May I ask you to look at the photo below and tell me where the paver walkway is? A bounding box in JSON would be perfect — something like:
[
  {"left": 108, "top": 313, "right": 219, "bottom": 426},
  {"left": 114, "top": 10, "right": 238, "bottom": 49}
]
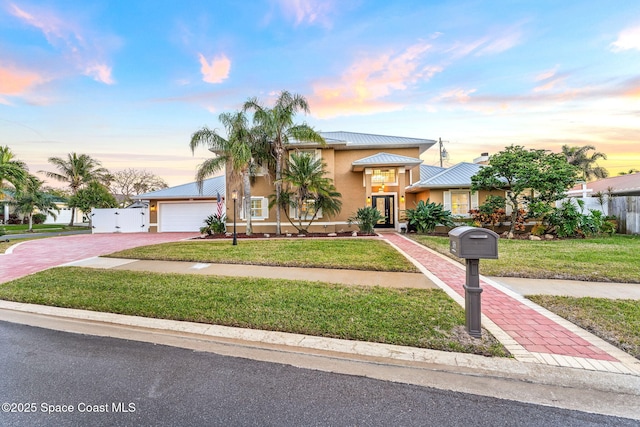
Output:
[
  {"left": 381, "top": 233, "right": 640, "bottom": 374},
  {"left": 0, "top": 233, "right": 198, "bottom": 284}
]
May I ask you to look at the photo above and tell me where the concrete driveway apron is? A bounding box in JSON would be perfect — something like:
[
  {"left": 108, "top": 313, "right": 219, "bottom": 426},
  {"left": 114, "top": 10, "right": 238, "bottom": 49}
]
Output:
[{"left": 0, "top": 233, "right": 198, "bottom": 284}]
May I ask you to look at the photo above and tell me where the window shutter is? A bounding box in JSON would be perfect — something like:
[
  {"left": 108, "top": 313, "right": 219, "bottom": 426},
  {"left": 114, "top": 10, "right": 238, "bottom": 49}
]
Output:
[
  {"left": 261, "top": 197, "right": 269, "bottom": 219},
  {"left": 443, "top": 191, "right": 451, "bottom": 212},
  {"left": 471, "top": 192, "right": 479, "bottom": 210},
  {"left": 239, "top": 197, "right": 245, "bottom": 220}
]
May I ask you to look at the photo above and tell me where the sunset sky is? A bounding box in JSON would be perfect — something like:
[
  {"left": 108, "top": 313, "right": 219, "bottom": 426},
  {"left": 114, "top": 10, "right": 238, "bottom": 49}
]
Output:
[{"left": 2, "top": 0, "right": 639, "bottom": 187}]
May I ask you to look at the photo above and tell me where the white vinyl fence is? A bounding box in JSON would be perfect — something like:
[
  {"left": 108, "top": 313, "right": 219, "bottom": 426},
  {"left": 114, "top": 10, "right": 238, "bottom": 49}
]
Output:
[{"left": 91, "top": 208, "right": 150, "bottom": 233}]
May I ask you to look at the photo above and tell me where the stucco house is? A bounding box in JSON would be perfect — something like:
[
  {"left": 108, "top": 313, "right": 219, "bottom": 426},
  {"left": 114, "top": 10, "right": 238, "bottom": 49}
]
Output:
[{"left": 137, "top": 132, "right": 505, "bottom": 233}]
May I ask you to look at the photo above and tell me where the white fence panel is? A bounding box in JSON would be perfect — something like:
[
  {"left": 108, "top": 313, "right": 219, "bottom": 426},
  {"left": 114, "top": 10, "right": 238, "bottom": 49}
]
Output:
[
  {"left": 558, "top": 197, "right": 608, "bottom": 216},
  {"left": 91, "top": 208, "right": 149, "bottom": 233}
]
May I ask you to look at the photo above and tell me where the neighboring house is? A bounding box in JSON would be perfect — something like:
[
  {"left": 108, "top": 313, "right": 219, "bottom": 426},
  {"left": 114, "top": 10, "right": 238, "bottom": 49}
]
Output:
[
  {"left": 136, "top": 176, "right": 225, "bottom": 232},
  {"left": 568, "top": 172, "right": 640, "bottom": 197}
]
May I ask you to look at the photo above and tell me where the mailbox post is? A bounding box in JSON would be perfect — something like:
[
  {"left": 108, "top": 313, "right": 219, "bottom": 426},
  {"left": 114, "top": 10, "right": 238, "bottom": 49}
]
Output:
[{"left": 448, "top": 226, "right": 499, "bottom": 338}]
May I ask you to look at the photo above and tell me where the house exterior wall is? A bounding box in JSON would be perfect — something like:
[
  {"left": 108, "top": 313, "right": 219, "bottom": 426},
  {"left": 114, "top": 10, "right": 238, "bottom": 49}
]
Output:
[{"left": 229, "top": 146, "right": 423, "bottom": 233}]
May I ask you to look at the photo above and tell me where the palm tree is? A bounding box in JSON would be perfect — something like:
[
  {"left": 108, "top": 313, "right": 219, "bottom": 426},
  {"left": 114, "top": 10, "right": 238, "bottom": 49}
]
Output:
[
  {"left": 190, "top": 111, "right": 267, "bottom": 235},
  {"left": 618, "top": 168, "right": 639, "bottom": 175},
  {"left": 0, "top": 146, "right": 30, "bottom": 223},
  {"left": 244, "top": 90, "right": 325, "bottom": 235},
  {"left": 275, "top": 152, "right": 342, "bottom": 234},
  {"left": 40, "top": 153, "right": 108, "bottom": 225},
  {"left": 13, "top": 176, "right": 60, "bottom": 232},
  {"left": 561, "top": 145, "right": 609, "bottom": 181}
]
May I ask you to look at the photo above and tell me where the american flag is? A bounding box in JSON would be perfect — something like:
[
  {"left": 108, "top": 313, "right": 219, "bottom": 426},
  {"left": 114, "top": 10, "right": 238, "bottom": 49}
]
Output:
[{"left": 216, "top": 192, "right": 225, "bottom": 218}]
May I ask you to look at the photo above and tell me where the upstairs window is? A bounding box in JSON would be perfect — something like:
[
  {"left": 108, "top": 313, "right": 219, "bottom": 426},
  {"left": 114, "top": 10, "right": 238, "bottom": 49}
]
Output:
[{"left": 372, "top": 169, "right": 396, "bottom": 184}]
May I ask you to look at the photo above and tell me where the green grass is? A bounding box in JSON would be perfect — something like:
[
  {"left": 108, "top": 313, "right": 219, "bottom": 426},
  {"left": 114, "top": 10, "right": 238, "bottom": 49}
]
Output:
[
  {"left": 1, "top": 224, "right": 89, "bottom": 235},
  {"left": 108, "top": 239, "right": 419, "bottom": 272},
  {"left": 0, "top": 267, "right": 508, "bottom": 357},
  {"left": 410, "top": 234, "right": 640, "bottom": 283},
  {"left": 528, "top": 295, "right": 640, "bottom": 359}
]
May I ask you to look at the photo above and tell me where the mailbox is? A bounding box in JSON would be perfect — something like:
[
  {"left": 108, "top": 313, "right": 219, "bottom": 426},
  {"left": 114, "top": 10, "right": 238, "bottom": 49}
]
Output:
[
  {"left": 448, "top": 226, "right": 500, "bottom": 338},
  {"left": 449, "top": 226, "right": 499, "bottom": 260}
]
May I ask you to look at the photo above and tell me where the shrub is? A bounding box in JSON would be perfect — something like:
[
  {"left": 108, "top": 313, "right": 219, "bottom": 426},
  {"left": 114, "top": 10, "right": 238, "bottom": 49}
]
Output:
[
  {"left": 405, "top": 199, "right": 455, "bottom": 234},
  {"left": 7, "top": 214, "right": 22, "bottom": 225},
  {"left": 200, "top": 214, "right": 226, "bottom": 236},
  {"left": 543, "top": 200, "right": 615, "bottom": 238},
  {"left": 469, "top": 195, "right": 506, "bottom": 230},
  {"left": 32, "top": 213, "right": 47, "bottom": 224},
  {"left": 348, "top": 206, "right": 384, "bottom": 234}
]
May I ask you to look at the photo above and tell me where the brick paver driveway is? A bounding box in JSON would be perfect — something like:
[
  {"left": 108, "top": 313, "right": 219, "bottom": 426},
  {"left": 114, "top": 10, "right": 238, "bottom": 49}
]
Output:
[{"left": 0, "top": 233, "right": 198, "bottom": 284}]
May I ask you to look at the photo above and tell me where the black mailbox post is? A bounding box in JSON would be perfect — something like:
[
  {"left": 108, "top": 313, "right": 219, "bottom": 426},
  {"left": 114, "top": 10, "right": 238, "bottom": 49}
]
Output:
[{"left": 448, "top": 226, "right": 499, "bottom": 338}]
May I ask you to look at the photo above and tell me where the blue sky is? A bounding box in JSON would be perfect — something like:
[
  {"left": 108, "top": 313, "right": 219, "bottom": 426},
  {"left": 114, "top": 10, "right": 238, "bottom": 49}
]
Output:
[{"left": 2, "top": 0, "right": 640, "bottom": 186}]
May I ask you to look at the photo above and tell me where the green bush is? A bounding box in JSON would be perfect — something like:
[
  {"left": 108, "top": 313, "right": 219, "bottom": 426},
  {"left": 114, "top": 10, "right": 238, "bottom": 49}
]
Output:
[
  {"left": 544, "top": 200, "right": 615, "bottom": 238},
  {"left": 405, "top": 199, "right": 455, "bottom": 234},
  {"left": 32, "top": 213, "right": 47, "bottom": 225},
  {"left": 200, "top": 214, "right": 226, "bottom": 236},
  {"left": 348, "top": 206, "right": 384, "bottom": 234}
]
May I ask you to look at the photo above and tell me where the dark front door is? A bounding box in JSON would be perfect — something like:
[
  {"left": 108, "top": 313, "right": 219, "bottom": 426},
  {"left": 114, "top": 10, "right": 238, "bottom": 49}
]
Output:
[{"left": 372, "top": 195, "right": 394, "bottom": 228}]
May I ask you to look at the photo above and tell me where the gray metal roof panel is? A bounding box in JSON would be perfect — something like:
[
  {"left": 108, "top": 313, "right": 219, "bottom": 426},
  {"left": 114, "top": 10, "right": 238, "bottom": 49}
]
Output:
[
  {"left": 413, "top": 162, "right": 483, "bottom": 188},
  {"left": 420, "top": 165, "right": 447, "bottom": 180},
  {"left": 137, "top": 175, "right": 226, "bottom": 199},
  {"left": 292, "top": 131, "right": 435, "bottom": 153},
  {"left": 352, "top": 152, "right": 423, "bottom": 166}
]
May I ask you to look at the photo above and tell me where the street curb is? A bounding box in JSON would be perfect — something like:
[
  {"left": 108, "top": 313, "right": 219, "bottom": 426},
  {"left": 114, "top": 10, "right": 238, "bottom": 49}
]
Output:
[{"left": 1, "top": 300, "right": 639, "bottom": 396}]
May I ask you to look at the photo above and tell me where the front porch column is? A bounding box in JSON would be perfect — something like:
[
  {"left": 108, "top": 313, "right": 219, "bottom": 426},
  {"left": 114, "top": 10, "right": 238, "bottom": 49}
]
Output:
[{"left": 364, "top": 168, "right": 372, "bottom": 206}]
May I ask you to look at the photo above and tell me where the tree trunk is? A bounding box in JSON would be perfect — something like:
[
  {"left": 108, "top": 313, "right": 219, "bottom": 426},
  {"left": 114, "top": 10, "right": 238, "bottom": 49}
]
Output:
[
  {"left": 68, "top": 207, "right": 75, "bottom": 227},
  {"left": 28, "top": 213, "right": 33, "bottom": 232},
  {"left": 243, "top": 173, "right": 252, "bottom": 235},
  {"left": 275, "top": 149, "right": 283, "bottom": 235}
]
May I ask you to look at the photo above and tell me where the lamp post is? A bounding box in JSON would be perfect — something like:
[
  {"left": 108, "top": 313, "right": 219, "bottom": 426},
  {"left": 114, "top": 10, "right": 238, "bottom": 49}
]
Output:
[{"left": 231, "top": 190, "right": 238, "bottom": 245}]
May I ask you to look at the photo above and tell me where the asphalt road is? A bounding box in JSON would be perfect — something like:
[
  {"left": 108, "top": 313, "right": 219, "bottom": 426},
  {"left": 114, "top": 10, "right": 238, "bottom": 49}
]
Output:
[
  {"left": 0, "top": 321, "right": 635, "bottom": 427},
  {"left": 2, "top": 229, "right": 92, "bottom": 241}
]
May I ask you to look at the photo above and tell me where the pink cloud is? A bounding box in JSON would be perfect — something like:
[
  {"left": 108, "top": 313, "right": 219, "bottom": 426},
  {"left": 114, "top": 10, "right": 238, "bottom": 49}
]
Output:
[
  {"left": 274, "top": 0, "right": 337, "bottom": 27},
  {"left": 7, "top": 2, "right": 116, "bottom": 85},
  {"left": 0, "top": 65, "right": 46, "bottom": 96},
  {"left": 198, "top": 54, "right": 231, "bottom": 84},
  {"left": 611, "top": 25, "right": 640, "bottom": 52},
  {"left": 309, "top": 41, "right": 440, "bottom": 117}
]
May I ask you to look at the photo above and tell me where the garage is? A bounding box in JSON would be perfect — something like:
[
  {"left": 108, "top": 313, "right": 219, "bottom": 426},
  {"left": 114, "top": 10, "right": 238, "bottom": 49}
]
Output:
[{"left": 159, "top": 202, "right": 217, "bottom": 232}]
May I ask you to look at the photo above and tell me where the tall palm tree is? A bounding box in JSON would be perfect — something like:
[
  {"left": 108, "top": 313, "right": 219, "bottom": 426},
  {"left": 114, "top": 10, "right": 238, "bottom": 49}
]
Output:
[
  {"left": 190, "top": 111, "right": 267, "bottom": 235},
  {"left": 40, "top": 153, "right": 108, "bottom": 225},
  {"left": 276, "top": 152, "right": 342, "bottom": 234},
  {"left": 561, "top": 145, "right": 609, "bottom": 181},
  {"left": 0, "top": 146, "right": 30, "bottom": 222},
  {"left": 13, "top": 175, "right": 60, "bottom": 232},
  {"left": 244, "top": 90, "right": 325, "bottom": 235}
]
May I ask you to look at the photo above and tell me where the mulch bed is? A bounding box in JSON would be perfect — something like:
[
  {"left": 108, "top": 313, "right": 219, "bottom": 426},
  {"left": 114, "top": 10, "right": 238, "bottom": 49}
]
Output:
[{"left": 196, "top": 232, "right": 377, "bottom": 240}]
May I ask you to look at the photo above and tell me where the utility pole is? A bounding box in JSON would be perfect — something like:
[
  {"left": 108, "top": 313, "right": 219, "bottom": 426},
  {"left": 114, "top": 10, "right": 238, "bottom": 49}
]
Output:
[{"left": 438, "top": 138, "right": 448, "bottom": 167}]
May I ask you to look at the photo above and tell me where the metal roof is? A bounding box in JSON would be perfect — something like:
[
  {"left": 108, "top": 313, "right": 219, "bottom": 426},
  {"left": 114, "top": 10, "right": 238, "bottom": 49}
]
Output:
[
  {"left": 352, "top": 152, "right": 423, "bottom": 171},
  {"left": 408, "top": 162, "right": 483, "bottom": 190},
  {"left": 137, "top": 175, "right": 225, "bottom": 199},
  {"left": 569, "top": 172, "right": 640, "bottom": 196},
  {"left": 292, "top": 131, "right": 436, "bottom": 154},
  {"left": 420, "top": 165, "right": 447, "bottom": 180}
]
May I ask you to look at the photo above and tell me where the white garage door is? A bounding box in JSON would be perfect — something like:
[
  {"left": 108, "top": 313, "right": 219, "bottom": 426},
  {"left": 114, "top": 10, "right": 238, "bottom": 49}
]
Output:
[{"left": 159, "top": 202, "right": 216, "bottom": 232}]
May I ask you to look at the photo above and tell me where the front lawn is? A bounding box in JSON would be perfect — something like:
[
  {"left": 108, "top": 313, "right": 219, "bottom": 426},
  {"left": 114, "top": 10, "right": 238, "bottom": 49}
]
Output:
[
  {"left": 0, "top": 224, "right": 89, "bottom": 235},
  {"left": 0, "top": 267, "right": 508, "bottom": 357},
  {"left": 410, "top": 234, "right": 640, "bottom": 283},
  {"left": 108, "top": 239, "right": 419, "bottom": 272},
  {"left": 529, "top": 295, "right": 640, "bottom": 359}
]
